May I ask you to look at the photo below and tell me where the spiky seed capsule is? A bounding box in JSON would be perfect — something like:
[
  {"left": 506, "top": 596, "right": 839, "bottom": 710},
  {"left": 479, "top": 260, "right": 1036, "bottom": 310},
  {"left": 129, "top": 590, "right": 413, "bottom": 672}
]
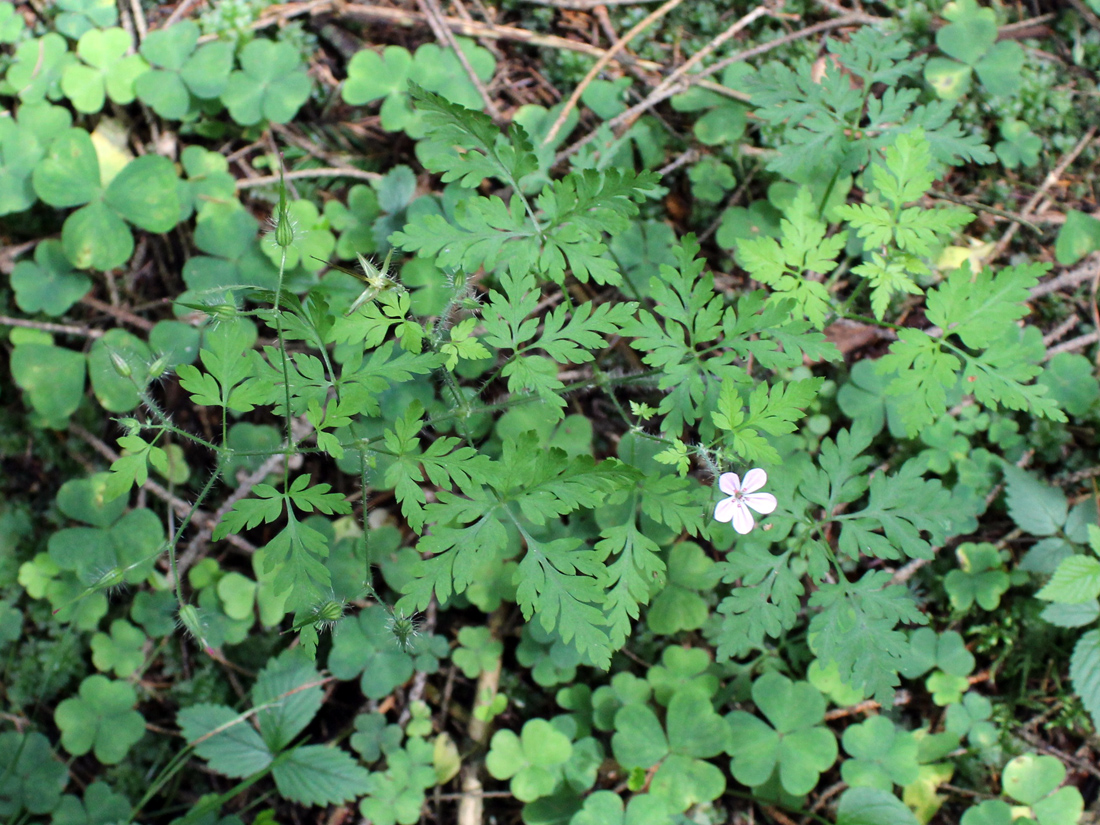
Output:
[
  {"left": 387, "top": 612, "right": 420, "bottom": 653},
  {"left": 311, "top": 598, "right": 345, "bottom": 627}
]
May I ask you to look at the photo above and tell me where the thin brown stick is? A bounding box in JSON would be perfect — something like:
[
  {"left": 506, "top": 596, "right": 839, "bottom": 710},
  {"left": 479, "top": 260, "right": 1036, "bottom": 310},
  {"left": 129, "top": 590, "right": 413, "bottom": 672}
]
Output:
[
  {"left": 80, "top": 294, "right": 156, "bottom": 332},
  {"left": 418, "top": 0, "right": 504, "bottom": 123},
  {"left": 162, "top": 0, "right": 202, "bottom": 28},
  {"left": 543, "top": 0, "right": 686, "bottom": 144},
  {"left": 236, "top": 167, "right": 381, "bottom": 189},
  {"left": 0, "top": 315, "right": 103, "bottom": 339},
  {"left": 128, "top": 0, "right": 148, "bottom": 40},
  {"left": 1042, "top": 313, "right": 1080, "bottom": 349},
  {"left": 522, "top": 0, "right": 665, "bottom": 6},
  {"left": 1066, "top": 0, "right": 1100, "bottom": 32},
  {"left": 339, "top": 3, "right": 667, "bottom": 73},
  {"left": 175, "top": 452, "right": 286, "bottom": 581},
  {"left": 556, "top": 11, "right": 862, "bottom": 164},
  {"left": 1046, "top": 330, "right": 1100, "bottom": 359},
  {"left": 990, "top": 126, "right": 1097, "bottom": 261},
  {"left": 1030, "top": 254, "right": 1100, "bottom": 297}
]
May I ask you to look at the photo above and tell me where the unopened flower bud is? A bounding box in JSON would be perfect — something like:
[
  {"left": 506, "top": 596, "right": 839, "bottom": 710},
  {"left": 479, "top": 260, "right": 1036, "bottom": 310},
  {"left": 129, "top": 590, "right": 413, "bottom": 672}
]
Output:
[
  {"left": 274, "top": 161, "right": 294, "bottom": 248},
  {"left": 209, "top": 303, "right": 238, "bottom": 322},
  {"left": 93, "top": 567, "right": 126, "bottom": 592},
  {"left": 109, "top": 350, "right": 132, "bottom": 378},
  {"left": 178, "top": 604, "right": 207, "bottom": 646},
  {"left": 148, "top": 355, "right": 169, "bottom": 379}
]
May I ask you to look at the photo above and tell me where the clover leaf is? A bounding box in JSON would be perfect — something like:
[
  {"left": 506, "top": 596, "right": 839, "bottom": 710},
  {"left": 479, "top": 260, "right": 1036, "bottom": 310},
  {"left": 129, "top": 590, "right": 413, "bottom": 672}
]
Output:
[
  {"left": 33, "top": 128, "right": 180, "bottom": 270},
  {"left": 327, "top": 605, "right": 448, "bottom": 699},
  {"left": 945, "top": 542, "right": 1010, "bottom": 611},
  {"left": 945, "top": 691, "right": 999, "bottom": 760},
  {"left": 671, "top": 65, "right": 753, "bottom": 147},
  {"left": 350, "top": 712, "right": 404, "bottom": 763},
  {"left": 840, "top": 716, "right": 920, "bottom": 791},
  {"left": 726, "top": 672, "right": 837, "bottom": 795},
  {"left": 1054, "top": 210, "right": 1100, "bottom": 266},
  {"left": 88, "top": 328, "right": 154, "bottom": 411},
  {"left": 136, "top": 21, "right": 234, "bottom": 119},
  {"left": 995, "top": 119, "right": 1042, "bottom": 169},
  {"left": 453, "top": 625, "right": 503, "bottom": 678},
  {"left": 131, "top": 588, "right": 178, "bottom": 637},
  {"left": 11, "top": 240, "right": 91, "bottom": 317},
  {"left": 927, "top": 0, "right": 1023, "bottom": 99},
  {"left": 0, "top": 2, "right": 25, "bottom": 43},
  {"left": 178, "top": 145, "right": 238, "bottom": 222},
  {"left": 50, "top": 781, "right": 131, "bottom": 825},
  {"left": 647, "top": 645, "right": 718, "bottom": 705},
  {"left": 91, "top": 618, "right": 147, "bottom": 677},
  {"left": 221, "top": 38, "right": 311, "bottom": 125},
  {"left": 570, "top": 791, "right": 675, "bottom": 825},
  {"left": 612, "top": 689, "right": 727, "bottom": 811},
  {"left": 592, "top": 672, "right": 653, "bottom": 731},
  {"left": 343, "top": 46, "right": 415, "bottom": 128},
  {"left": 7, "top": 34, "right": 76, "bottom": 102},
  {"left": 898, "top": 628, "right": 976, "bottom": 705},
  {"left": 647, "top": 541, "right": 719, "bottom": 635},
  {"left": 179, "top": 203, "right": 278, "bottom": 304},
  {"left": 10, "top": 332, "right": 87, "bottom": 428},
  {"left": 0, "top": 103, "right": 72, "bottom": 215},
  {"left": 487, "top": 718, "right": 573, "bottom": 802},
  {"left": 1038, "top": 353, "right": 1100, "bottom": 418},
  {"left": 48, "top": 493, "right": 162, "bottom": 588},
  {"left": 0, "top": 731, "right": 69, "bottom": 816},
  {"left": 516, "top": 620, "right": 585, "bottom": 688},
  {"left": 937, "top": 0, "right": 997, "bottom": 63},
  {"left": 359, "top": 737, "right": 437, "bottom": 825},
  {"left": 343, "top": 40, "right": 495, "bottom": 138},
  {"left": 61, "top": 27, "right": 148, "bottom": 114},
  {"left": 964, "top": 754, "right": 1085, "bottom": 825},
  {"left": 54, "top": 0, "right": 117, "bottom": 39},
  {"left": 324, "top": 183, "right": 381, "bottom": 259},
  {"left": 54, "top": 675, "right": 145, "bottom": 764}
]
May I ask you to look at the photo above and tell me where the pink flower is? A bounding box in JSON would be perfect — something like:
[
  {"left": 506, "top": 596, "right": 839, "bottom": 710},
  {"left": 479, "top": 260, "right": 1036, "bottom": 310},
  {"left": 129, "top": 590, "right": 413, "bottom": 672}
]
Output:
[{"left": 714, "top": 469, "right": 777, "bottom": 534}]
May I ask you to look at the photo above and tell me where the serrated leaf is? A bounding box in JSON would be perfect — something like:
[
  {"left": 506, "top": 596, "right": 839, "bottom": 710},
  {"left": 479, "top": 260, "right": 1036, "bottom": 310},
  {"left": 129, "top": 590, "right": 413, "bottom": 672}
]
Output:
[
  {"left": 272, "top": 745, "right": 371, "bottom": 806},
  {"left": 178, "top": 703, "right": 274, "bottom": 778}
]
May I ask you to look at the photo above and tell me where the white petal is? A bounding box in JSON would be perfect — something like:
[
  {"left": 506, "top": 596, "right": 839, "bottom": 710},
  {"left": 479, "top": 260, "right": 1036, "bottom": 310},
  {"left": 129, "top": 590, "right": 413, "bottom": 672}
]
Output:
[
  {"left": 741, "top": 468, "right": 768, "bottom": 494},
  {"left": 744, "top": 492, "right": 777, "bottom": 515},
  {"left": 731, "top": 501, "right": 755, "bottom": 534},
  {"left": 714, "top": 497, "right": 738, "bottom": 523},
  {"left": 719, "top": 473, "right": 741, "bottom": 496}
]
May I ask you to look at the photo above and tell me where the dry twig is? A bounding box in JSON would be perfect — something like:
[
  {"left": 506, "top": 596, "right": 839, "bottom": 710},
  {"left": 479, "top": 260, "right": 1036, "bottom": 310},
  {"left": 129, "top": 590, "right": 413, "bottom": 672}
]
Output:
[
  {"left": 990, "top": 126, "right": 1097, "bottom": 261},
  {"left": 543, "top": 0, "right": 686, "bottom": 144},
  {"left": 417, "top": 0, "right": 504, "bottom": 123}
]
